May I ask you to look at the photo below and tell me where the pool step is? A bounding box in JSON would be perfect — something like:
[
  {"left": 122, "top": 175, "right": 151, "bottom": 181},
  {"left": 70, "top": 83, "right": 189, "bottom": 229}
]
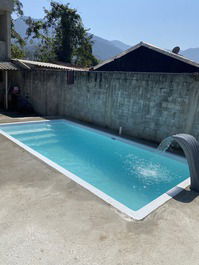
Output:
[
  {"left": 25, "top": 138, "right": 59, "bottom": 147},
  {"left": 7, "top": 127, "right": 54, "bottom": 136}
]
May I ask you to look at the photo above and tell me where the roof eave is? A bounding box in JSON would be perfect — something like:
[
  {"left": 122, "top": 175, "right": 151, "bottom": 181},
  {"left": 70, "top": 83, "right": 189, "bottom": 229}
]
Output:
[{"left": 92, "top": 41, "right": 199, "bottom": 70}]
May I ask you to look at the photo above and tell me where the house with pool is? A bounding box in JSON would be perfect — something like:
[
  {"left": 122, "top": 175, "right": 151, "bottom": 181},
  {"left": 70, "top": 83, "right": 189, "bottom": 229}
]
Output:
[{"left": 1, "top": 0, "right": 199, "bottom": 264}]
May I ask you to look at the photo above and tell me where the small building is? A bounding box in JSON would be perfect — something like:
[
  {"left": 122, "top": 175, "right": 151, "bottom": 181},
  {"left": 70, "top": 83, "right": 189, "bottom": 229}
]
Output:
[
  {"left": 92, "top": 42, "right": 199, "bottom": 73},
  {"left": 0, "top": 0, "right": 86, "bottom": 110},
  {"left": 0, "top": 59, "right": 85, "bottom": 109}
]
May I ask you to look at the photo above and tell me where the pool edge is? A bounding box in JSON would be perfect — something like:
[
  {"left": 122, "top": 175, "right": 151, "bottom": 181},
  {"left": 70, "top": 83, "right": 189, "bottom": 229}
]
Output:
[{"left": 0, "top": 119, "right": 190, "bottom": 220}]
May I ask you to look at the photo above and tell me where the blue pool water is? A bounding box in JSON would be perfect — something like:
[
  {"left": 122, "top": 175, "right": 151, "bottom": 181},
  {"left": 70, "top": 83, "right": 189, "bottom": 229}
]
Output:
[{"left": 0, "top": 120, "right": 190, "bottom": 211}]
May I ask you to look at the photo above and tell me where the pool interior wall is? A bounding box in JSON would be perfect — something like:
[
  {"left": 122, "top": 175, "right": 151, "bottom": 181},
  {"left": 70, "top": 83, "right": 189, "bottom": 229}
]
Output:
[{"left": 0, "top": 119, "right": 190, "bottom": 220}]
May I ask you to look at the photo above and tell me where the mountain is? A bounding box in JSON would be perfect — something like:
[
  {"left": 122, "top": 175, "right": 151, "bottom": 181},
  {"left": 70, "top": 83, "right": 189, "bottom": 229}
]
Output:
[
  {"left": 14, "top": 17, "right": 199, "bottom": 64},
  {"left": 92, "top": 35, "right": 123, "bottom": 60},
  {"left": 13, "top": 17, "right": 129, "bottom": 61},
  {"left": 181, "top": 48, "right": 199, "bottom": 63},
  {"left": 13, "top": 16, "right": 28, "bottom": 37},
  {"left": 110, "top": 40, "right": 131, "bottom": 51}
]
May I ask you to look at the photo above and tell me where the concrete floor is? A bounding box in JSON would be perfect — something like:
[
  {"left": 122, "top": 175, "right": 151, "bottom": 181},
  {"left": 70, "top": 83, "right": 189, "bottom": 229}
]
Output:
[{"left": 1, "top": 114, "right": 199, "bottom": 265}]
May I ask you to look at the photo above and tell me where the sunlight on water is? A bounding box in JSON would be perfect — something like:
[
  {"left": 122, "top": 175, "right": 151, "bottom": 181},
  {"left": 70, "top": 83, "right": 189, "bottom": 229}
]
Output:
[
  {"left": 123, "top": 152, "right": 174, "bottom": 185},
  {"left": 0, "top": 120, "right": 190, "bottom": 211},
  {"left": 133, "top": 162, "right": 172, "bottom": 183},
  {"left": 137, "top": 167, "right": 158, "bottom": 177}
]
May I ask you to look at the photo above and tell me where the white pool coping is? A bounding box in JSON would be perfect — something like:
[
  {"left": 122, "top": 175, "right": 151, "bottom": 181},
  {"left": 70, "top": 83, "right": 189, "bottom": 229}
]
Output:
[{"left": 0, "top": 119, "right": 190, "bottom": 220}]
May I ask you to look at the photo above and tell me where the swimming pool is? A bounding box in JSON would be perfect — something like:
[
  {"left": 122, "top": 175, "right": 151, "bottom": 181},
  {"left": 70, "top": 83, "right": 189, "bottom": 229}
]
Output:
[{"left": 0, "top": 119, "right": 190, "bottom": 220}]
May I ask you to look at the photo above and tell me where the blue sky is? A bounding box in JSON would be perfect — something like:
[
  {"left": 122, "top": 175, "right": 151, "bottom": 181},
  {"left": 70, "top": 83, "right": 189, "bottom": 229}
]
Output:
[{"left": 20, "top": 0, "right": 198, "bottom": 50}]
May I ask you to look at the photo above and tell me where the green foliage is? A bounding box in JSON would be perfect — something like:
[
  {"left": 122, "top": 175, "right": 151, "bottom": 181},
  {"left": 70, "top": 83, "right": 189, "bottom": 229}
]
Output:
[
  {"left": 13, "top": 0, "right": 23, "bottom": 16},
  {"left": 33, "top": 38, "right": 57, "bottom": 62},
  {"left": 11, "top": 0, "right": 26, "bottom": 58},
  {"left": 11, "top": 44, "right": 25, "bottom": 59},
  {"left": 26, "top": 2, "right": 98, "bottom": 67}
]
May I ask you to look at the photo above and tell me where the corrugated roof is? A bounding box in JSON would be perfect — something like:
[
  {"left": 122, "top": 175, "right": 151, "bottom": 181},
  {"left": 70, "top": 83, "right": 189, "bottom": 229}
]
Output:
[
  {"left": 13, "top": 59, "right": 85, "bottom": 71},
  {"left": 0, "top": 62, "right": 19, "bottom": 71},
  {"left": 92, "top": 41, "right": 199, "bottom": 70}
]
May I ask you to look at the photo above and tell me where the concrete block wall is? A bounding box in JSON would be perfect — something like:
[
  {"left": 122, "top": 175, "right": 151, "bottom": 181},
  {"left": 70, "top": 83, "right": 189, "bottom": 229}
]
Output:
[{"left": 9, "top": 70, "right": 199, "bottom": 143}]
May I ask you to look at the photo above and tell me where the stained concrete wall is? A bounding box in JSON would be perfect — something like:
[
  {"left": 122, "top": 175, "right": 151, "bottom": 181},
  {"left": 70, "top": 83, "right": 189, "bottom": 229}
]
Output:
[
  {"left": 9, "top": 70, "right": 199, "bottom": 142},
  {"left": 0, "top": 0, "right": 13, "bottom": 60},
  {"left": 0, "top": 0, "right": 13, "bottom": 11}
]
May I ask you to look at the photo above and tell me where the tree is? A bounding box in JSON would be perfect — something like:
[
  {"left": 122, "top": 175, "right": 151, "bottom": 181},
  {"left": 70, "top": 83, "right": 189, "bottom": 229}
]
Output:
[
  {"left": 26, "top": 2, "right": 98, "bottom": 67},
  {"left": 11, "top": 44, "right": 25, "bottom": 59},
  {"left": 11, "top": 0, "right": 26, "bottom": 58}
]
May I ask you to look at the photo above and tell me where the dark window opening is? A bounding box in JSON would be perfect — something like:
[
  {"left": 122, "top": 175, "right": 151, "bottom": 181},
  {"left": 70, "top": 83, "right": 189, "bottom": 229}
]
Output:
[
  {"left": 0, "top": 14, "right": 6, "bottom": 41},
  {"left": 0, "top": 71, "right": 3, "bottom": 82},
  {"left": 67, "top": 71, "right": 74, "bottom": 85}
]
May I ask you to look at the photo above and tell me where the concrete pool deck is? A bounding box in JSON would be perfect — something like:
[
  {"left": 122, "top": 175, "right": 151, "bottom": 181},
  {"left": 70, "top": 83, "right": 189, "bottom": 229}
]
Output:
[{"left": 1, "top": 114, "right": 199, "bottom": 265}]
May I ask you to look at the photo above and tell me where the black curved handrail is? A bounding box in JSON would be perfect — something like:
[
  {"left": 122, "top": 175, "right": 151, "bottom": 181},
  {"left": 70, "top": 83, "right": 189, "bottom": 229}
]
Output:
[{"left": 158, "top": 134, "right": 199, "bottom": 192}]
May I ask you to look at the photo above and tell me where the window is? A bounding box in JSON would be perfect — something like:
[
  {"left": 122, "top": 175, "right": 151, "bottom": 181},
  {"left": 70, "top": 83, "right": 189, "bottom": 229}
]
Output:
[
  {"left": 0, "top": 14, "right": 6, "bottom": 41},
  {"left": 0, "top": 71, "right": 3, "bottom": 82},
  {"left": 67, "top": 71, "right": 74, "bottom": 85}
]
